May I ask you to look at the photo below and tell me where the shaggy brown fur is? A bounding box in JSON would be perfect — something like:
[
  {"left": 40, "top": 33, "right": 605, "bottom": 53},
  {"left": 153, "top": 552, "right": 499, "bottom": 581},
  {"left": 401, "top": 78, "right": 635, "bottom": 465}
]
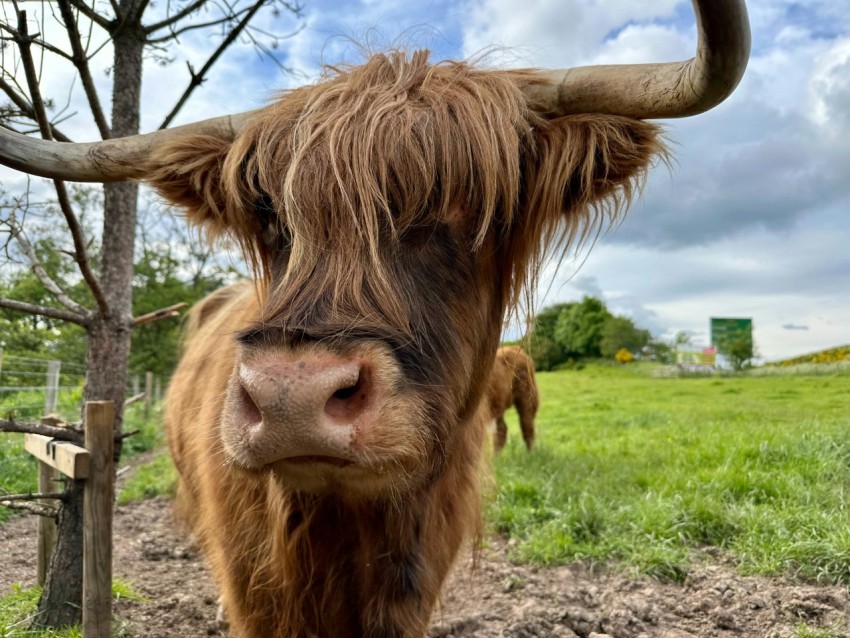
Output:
[
  {"left": 486, "top": 346, "right": 539, "bottom": 452},
  {"left": 149, "top": 50, "right": 665, "bottom": 637}
]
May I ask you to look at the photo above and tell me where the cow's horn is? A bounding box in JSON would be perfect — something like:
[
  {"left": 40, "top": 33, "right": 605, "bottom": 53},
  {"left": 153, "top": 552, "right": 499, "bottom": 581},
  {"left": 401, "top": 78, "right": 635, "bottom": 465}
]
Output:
[
  {"left": 523, "top": 0, "right": 751, "bottom": 118},
  {"left": 0, "top": 112, "right": 255, "bottom": 183}
]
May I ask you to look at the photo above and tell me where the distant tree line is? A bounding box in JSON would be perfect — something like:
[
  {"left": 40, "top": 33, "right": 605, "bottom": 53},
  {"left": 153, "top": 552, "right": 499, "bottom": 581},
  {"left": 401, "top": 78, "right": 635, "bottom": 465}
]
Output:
[{"left": 526, "top": 296, "right": 684, "bottom": 371}]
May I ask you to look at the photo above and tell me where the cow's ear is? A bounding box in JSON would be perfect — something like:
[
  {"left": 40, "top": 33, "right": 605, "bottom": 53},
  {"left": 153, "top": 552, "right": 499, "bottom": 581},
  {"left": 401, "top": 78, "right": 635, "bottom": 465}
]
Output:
[
  {"left": 147, "top": 134, "right": 237, "bottom": 239},
  {"left": 522, "top": 115, "right": 666, "bottom": 236}
]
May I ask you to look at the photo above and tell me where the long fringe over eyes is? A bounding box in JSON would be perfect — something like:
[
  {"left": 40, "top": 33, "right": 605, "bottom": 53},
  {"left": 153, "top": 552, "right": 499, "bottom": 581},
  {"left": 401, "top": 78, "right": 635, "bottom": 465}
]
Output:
[{"left": 151, "top": 50, "right": 667, "bottom": 325}]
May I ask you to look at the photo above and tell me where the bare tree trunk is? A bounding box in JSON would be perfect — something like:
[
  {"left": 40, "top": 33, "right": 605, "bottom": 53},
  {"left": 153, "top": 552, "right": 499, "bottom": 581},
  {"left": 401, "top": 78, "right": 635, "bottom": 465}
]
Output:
[
  {"left": 33, "top": 481, "right": 84, "bottom": 627},
  {"left": 91, "top": 9, "right": 144, "bottom": 464},
  {"left": 33, "top": 6, "right": 143, "bottom": 627}
]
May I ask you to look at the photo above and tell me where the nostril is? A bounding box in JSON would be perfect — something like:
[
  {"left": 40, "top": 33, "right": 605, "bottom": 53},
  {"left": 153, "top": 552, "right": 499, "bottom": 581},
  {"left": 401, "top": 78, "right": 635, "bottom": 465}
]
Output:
[
  {"left": 332, "top": 383, "right": 360, "bottom": 401},
  {"left": 237, "top": 382, "right": 262, "bottom": 428},
  {"left": 325, "top": 368, "right": 370, "bottom": 424}
]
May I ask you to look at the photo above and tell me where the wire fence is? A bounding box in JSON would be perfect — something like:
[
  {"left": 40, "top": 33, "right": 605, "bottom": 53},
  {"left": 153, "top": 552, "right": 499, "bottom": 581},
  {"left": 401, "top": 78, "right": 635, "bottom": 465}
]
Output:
[
  {"left": 0, "top": 353, "right": 164, "bottom": 422},
  {"left": 0, "top": 353, "right": 88, "bottom": 421}
]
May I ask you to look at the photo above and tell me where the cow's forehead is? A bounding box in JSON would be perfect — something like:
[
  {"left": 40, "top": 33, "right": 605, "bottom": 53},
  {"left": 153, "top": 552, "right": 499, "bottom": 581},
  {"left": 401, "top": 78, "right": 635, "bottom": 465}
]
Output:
[{"left": 224, "top": 52, "right": 532, "bottom": 254}]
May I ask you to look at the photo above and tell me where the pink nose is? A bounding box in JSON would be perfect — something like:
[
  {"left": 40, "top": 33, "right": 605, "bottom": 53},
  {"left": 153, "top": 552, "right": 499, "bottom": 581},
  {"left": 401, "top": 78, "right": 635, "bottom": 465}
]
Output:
[{"left": 225, "top": 353, "right": 374, "bottom": 466}]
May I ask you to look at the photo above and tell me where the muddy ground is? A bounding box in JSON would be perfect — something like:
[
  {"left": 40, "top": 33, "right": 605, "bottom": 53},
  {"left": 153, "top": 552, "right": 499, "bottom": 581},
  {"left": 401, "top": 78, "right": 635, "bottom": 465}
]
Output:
[{"left": 2, "top": 494, "right": 849, "bottom": 637}]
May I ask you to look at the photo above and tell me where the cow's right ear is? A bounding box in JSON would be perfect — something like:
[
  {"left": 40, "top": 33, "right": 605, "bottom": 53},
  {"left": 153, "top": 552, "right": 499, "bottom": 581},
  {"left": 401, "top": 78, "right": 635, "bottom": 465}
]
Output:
[{"left": 147, "top": 134, "right": 237, "bottom": 239}]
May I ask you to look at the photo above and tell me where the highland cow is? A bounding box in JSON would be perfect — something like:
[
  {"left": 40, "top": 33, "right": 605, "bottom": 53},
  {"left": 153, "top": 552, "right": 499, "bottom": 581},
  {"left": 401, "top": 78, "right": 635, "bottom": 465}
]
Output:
[
  {"left": 0, "top": 2, "right": 750, "bottom": 635},
  {"left": 486, "top": 345, "right": 539, "bottom": 452}
]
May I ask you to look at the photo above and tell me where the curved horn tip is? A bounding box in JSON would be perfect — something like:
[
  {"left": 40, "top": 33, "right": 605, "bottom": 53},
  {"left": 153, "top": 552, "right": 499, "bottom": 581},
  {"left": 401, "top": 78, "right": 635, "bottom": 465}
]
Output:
[{"left": 524, "top": 0, "right": 752, "bottom": 119}]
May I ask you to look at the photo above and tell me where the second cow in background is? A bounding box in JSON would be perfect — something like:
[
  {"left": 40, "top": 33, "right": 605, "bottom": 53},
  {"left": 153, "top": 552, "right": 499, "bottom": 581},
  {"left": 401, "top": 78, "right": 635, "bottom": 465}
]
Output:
[{"left": 486, "top": 346, "right": 539, "bottom": 452}]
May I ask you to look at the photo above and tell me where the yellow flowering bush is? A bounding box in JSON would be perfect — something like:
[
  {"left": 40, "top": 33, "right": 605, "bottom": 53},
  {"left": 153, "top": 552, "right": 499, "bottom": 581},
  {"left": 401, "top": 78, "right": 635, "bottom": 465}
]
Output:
[
  {"left": 774, "top": 345, "right": 850, "bottom": 367},
  {"left": 615, "top": 348, "right": 634, "bottom": 364}
]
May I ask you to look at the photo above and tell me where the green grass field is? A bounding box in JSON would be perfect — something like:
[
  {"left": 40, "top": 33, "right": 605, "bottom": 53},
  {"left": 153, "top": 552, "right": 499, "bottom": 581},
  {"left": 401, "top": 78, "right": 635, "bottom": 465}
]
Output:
[{"left": 491, "top": 363, "right": 850, "bottom": 582}]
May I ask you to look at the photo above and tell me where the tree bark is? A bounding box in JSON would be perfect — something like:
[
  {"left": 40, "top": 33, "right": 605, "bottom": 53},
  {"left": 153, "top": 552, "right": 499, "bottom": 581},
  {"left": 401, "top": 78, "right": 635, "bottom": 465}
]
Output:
[
  {"left": 33, "top": 480, "right": 85, "bottom": 627},
  {"left": 33, "top": 2, "right": 144, "bottom": 627}
]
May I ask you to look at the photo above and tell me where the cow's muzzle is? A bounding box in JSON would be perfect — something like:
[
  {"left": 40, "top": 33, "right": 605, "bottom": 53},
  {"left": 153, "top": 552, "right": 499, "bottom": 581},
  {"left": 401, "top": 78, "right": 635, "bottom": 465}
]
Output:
[{"left": 221, "top": 347, "right": 382, "bottom": 468}]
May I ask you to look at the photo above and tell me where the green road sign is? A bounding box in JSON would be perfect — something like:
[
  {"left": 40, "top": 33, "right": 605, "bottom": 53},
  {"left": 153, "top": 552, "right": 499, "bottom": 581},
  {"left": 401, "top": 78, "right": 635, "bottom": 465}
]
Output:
[{"left": 711, "top": 317, "right": 753, "bottom": 346}]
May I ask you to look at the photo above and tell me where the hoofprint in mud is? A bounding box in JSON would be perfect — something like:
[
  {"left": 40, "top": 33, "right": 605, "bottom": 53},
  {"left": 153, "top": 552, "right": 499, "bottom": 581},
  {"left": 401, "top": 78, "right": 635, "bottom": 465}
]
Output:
[{"left": 1, "top": 495, "right": 848, "bottom": 637}]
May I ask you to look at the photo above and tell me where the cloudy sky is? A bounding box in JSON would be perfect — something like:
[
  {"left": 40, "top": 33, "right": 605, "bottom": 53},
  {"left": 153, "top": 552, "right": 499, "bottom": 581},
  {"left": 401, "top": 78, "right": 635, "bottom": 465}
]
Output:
[{"left": 2, "top": 0, "right": 848, "bottom": 361}]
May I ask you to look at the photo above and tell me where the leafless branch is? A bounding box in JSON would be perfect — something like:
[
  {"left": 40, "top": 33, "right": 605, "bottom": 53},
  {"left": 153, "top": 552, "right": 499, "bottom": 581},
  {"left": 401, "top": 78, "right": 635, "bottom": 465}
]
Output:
[
  {"left": 53, "top": 181, "right": 110, "bottom": 317},
  {"left": 0, "top": 77, "right": 73, "bottom": 142},
  {"left": 0, "top": 417, "right": 84, "bottom": 443},
  {"left": 132, "top": 302, "right": 188, "bottom": 326},
  {"left": 123, "top": 393, "right": 145, "bottom": 406},
  {"left": 144, "top": 10, "right": 252, "bottom": 45},
  {"left": 57, "top": 0, "right": 111, "bottom": 138},
  {"left": 4, "top": 220, "right": 76, "bottom": 302},
  {"left": 63, "top": 0, "right": 112, "bottom": 31},
  {"left": 0, "top": 23, "right": 18, "bottom": 40},
  {"left": 0, "top": 296, "right": 90, "bottom": 325},
  {"left": 6, "top": 7, "right": 108, "bottom": 317},
  {"left": 158, "top": 0, "right": 268, "bottom": 129},
  {"left": 243, "top": 23, "right": 303, "bottom": 74},
  {"left": 142, "top": 0, "right": 207, "bottom": 35},
  {"left": 12, "top": 12, "right": 51, "bottom": 135},
  {"left": 136, "top": 0, "right": 153, "bottom": 17},
  {"left": 28, "top": 36, "right": 74, "bottom": 62},
  {"left": 244, "top": 22, "right": 294, "bottom": 40},
  {"left": 5, "top": 213, "right": 90, "bottom": 316},
  {"left": 0, "top": 500, "right": 58, "bottom": 518}
]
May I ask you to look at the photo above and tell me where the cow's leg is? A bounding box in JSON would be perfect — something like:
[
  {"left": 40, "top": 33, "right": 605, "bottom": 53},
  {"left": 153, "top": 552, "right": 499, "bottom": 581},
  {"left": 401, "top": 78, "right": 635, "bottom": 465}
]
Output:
[
  {"left": 493, "top": 416, "right": 508, "bottom": 452},
  {"left": 516, "top": 402, "right": 536, "bottom": 450}
]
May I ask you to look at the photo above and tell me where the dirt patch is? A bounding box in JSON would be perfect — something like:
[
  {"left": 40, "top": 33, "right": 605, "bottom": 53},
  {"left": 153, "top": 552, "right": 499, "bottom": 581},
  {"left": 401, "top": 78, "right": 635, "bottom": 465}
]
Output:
[{"left": 2, "top": 496, "right": 849, "bottom": 637}]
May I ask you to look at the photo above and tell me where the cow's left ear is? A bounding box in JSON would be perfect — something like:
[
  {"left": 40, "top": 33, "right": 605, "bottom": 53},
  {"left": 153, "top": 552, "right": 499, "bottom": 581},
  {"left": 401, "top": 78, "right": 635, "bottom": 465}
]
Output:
[
  {"left": 521, "top": 115, "right": 666, "bottom": 234},
  {"left": 147, "top": 134, "right": 242, "bottom": 240}
]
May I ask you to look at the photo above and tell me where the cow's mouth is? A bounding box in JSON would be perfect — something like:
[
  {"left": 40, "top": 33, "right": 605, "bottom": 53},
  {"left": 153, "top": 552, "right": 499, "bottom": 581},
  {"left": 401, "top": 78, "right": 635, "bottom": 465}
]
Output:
[{"left": 279, "top": 455, "right": 353, "bottom": 468}]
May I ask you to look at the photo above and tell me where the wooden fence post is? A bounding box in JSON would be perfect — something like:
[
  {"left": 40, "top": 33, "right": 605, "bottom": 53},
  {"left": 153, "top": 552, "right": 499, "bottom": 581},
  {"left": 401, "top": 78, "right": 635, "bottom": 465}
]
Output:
[
  {"left": 36, "top": 416, "right": 60, "bottom": 587},
  {"left": 83, "top": 401, "right": 114, "bottom": 638},
  {"left": 144, "top": 371, "right": 153, "bottom": 421}
]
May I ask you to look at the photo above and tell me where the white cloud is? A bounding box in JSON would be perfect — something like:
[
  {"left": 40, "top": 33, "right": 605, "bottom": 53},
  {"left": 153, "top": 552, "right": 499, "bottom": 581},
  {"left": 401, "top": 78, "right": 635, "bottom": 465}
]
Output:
[
  {"left": 810, "top": 38, "right": 850, "bottom": 133},
  {"left": 461, "top": 0, "right": 681, "bottom": 66}
]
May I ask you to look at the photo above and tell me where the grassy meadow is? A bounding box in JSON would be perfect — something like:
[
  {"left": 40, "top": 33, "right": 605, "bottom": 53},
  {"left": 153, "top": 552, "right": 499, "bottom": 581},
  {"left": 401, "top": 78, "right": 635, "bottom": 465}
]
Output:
[{"left": 491, "top": 363, "right": 850, "bottom": 582}]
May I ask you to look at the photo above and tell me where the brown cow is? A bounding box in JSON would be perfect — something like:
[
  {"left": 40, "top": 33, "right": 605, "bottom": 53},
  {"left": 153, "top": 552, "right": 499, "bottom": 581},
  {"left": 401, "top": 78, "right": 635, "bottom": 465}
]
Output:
[
  {"left": 486, "top": 345, "right": 539, "bottom": 452},
  {"left": 0, "top": 3, "right": 750, "bottom": 636}
]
